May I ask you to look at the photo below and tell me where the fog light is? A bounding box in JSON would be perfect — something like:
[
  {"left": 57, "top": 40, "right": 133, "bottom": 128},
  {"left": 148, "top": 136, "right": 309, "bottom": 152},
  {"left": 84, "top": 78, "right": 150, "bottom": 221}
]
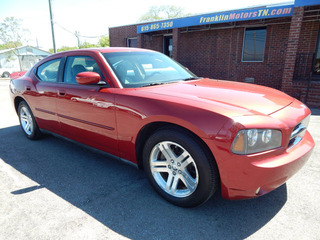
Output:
[{"left": 255, "top": 187, "right": 261, "bottom": 195}]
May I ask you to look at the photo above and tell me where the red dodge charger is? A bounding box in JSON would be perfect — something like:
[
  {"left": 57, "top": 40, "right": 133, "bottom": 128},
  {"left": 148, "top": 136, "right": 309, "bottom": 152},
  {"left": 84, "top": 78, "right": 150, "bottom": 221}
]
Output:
[{"left": 9, "top": 48, "right": 314, "bottom": 207}]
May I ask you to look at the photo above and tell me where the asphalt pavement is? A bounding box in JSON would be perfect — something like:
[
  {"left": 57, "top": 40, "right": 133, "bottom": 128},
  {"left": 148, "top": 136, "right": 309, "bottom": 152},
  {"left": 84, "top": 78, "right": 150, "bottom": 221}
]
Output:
[{"left": 0, "top": 79, "right": 319, "bottom": 240}]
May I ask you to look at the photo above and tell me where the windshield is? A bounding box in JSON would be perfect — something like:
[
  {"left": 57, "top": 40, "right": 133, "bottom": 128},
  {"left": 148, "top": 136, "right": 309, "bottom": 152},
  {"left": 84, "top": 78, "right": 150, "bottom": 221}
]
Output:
[{"left": 103, "top": 51, "right": 197, "bottom": 88}]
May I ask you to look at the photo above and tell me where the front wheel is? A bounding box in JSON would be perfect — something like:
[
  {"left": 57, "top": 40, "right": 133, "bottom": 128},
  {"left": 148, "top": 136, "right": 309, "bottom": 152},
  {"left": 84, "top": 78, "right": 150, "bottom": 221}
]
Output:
[
  {"left": 143, "top": 128, "right": 219, "bottom": 207},
  {"left": 18, "top": 101, "right": 42, "bottom": 139}
]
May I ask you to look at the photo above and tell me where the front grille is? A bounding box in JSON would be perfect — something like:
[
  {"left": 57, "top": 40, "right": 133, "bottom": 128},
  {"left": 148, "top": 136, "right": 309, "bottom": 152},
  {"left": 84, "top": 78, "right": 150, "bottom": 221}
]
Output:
[
  {"left": 292, "top": 124, "right": 301, "bottom": 134},
  {"left": 287, "top": 115, "right": 310, "bottom": 149},
  {"left": 288, "top": 137, "right": 297, "bottom": 147}
]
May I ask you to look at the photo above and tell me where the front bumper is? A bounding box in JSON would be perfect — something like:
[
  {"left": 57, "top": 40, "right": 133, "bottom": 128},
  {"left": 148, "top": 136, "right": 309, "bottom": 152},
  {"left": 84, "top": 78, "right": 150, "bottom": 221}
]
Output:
[
  {"left": 208, "top": 100, "right": 315, "bottom": 200},
  {"left": 220, "top": 130, "right": 314, "bottom": 199}
]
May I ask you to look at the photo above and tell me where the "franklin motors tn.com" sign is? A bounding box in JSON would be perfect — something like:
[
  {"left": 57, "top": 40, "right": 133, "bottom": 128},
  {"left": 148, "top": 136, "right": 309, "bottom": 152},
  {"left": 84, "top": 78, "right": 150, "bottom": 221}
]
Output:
[{"left": 137, "top": 5, "right": 293, "bottom": 34}]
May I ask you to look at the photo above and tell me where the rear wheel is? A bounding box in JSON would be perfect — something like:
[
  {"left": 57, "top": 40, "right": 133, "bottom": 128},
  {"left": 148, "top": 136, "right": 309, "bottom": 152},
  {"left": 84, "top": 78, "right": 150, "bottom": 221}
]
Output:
[
  {"left": 18, "top": 101, "right": 42, "bottom": 139},
  {"left": 143, "top": 128, "right": 219, "bottom": 207}
]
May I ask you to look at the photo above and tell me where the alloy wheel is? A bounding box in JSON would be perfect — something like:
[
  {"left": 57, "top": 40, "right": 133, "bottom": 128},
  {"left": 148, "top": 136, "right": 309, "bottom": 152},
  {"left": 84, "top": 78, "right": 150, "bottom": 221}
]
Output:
[
  {"left": 20, "top": 106, "right": 34, "bottom": 136},
  {"left": 149, "top": 141, "right": 199, "bottom": 198}
]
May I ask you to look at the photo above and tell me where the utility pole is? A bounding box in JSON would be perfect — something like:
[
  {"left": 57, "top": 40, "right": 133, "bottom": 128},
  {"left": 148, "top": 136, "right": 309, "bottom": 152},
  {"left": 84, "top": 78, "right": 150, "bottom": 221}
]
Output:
[
  {"left": 75, "top": 31, "right": 81, "bottom": 48},
  {"left": 48, "top": 0, "right": 56, "bottom": 53}
]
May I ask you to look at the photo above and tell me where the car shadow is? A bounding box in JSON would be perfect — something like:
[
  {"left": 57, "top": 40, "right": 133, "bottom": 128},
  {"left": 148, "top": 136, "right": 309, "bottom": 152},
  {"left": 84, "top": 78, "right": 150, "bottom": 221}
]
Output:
[
  {"left": 311, "top": 108, "right": 320, "bottom": 116},
  {"left": 0, "top": 125, "right": 287, "bottom": 240}
]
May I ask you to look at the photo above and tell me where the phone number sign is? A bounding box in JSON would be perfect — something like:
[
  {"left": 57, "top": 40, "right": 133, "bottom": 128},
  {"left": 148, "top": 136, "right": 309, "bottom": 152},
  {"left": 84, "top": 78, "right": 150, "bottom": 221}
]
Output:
[{"left": 137, "top": 5, "right": 293, "bottom": 34}]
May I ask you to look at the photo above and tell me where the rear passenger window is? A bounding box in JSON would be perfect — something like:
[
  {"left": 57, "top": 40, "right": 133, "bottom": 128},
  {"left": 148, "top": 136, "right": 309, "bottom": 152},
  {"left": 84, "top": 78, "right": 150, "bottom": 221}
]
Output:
[{"left": 37, "top": 59, "right": 61, "bottom": 82}]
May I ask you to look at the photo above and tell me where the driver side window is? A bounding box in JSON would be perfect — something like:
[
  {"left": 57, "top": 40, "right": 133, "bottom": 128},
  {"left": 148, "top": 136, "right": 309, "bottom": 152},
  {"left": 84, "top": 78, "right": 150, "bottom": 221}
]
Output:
[{"left": 64, "top": 56, "right": 104, "bottom": 84}]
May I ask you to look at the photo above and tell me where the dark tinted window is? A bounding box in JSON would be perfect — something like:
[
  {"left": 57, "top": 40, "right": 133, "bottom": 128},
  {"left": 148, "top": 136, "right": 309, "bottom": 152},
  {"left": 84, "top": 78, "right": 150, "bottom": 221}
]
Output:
[
  {"left": 242, "top": 28, "right": 266, "bottom": 62},
  {"left": 64, "top": 56, "right": 104, "bottom": 84},
  {"left": 37, "top": 58, "right": 61, "bottom": 82},
  {"left": 127, "top": 38, "right": 137, "bottom": 48}
]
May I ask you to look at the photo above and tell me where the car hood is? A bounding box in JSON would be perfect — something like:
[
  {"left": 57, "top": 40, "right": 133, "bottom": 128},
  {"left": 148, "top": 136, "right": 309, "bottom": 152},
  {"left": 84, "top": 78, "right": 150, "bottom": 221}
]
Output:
[{"left": 140, "top": 78, "right": 294, "bottom": 116}]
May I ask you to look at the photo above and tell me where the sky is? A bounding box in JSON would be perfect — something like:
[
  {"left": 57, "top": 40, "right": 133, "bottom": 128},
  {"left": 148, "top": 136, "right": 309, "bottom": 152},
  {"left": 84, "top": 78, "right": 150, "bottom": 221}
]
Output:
[{"left": 0, "top": 0, "right": 292, "bottom": 51}]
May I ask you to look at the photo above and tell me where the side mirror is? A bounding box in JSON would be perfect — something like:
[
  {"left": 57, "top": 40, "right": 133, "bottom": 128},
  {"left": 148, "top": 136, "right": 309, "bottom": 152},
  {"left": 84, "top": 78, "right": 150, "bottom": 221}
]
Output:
[{"left": 76, "top": 72, "right": 100, "bottom": 85}]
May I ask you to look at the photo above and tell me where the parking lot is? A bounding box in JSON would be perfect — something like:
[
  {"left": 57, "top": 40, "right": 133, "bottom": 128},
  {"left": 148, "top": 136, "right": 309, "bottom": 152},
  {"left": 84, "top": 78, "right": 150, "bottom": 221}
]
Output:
[{"left": 0, "top": 78, "right": 319, "bottom": 240}]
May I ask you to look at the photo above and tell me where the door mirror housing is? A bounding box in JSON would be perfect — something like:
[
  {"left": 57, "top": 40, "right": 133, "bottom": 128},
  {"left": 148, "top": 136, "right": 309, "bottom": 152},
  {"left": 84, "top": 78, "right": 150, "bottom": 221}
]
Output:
[{"left": 76, "top": 72, "right": 100, "bottom": 85}]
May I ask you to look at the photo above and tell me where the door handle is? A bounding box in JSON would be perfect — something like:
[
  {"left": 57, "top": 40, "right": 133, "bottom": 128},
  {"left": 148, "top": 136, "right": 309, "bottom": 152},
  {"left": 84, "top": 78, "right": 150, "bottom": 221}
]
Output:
[{"left": 58, "top": 90, "right": 66, "bottom": 96}]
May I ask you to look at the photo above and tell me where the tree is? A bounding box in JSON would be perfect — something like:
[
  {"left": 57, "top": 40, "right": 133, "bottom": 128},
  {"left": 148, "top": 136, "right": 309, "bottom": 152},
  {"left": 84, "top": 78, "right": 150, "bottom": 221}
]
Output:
[
  {"left": 138, "top": 5, "right": 190, "bottom": 22},
  {"left": 47, "top": 34, "right": 109, "bottom": 53},
  {"left": 0, "top": 17, "right": 30, "bottom": 71},
  {"left": 49, "top": 46, "right": 78, "bottom": 53},
  {"left": 98, "top": 36, "right": 109, "bottom": 47},
  {"left": 79, "top": 42, "right": 99, "bottom": 49},
  {"left": 0, "top": 41, "right": 22, "bottom": 50}
]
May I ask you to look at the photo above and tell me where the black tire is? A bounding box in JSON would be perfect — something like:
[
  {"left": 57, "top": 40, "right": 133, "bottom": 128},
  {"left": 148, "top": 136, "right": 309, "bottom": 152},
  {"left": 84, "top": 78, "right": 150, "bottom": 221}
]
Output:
[
  {"left": 18, "top": 101, "right": 42, "bottom": 140},
  {"left": 2, "top": 72, "right": 10, "bottom": 78},
  {"left": 143, "top": 128, "right": 219, "bottom": 207}
]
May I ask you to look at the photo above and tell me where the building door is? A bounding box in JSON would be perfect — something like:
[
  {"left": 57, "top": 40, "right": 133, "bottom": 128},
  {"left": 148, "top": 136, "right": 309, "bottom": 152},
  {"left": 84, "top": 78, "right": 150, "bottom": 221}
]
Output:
[
  {"left": 127, "top": 38, "right": 137, "bottom": 48},
  {"left": 163, "top": 35, "right": 173, "bottom": 58},
  {"left": 313, "top": 30, "right": 320, "bottom": 76}
]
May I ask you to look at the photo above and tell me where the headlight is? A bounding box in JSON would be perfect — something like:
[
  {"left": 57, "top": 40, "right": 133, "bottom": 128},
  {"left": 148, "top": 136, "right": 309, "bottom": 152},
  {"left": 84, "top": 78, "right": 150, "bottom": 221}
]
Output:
[{"left": 231, "top": 129, "right": 282, "bottom": 155}]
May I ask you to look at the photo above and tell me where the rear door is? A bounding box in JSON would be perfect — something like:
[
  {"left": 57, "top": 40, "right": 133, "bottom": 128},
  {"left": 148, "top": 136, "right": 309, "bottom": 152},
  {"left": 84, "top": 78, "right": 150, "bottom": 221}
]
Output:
[{"left": 25, "top": 58, "right": 62, "bottom": 132}]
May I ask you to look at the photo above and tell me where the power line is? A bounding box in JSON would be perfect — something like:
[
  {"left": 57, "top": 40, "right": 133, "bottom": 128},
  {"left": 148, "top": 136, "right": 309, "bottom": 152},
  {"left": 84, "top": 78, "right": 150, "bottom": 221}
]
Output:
[{"left": 53, "top": 21, "right": 108, "bottom": 38}]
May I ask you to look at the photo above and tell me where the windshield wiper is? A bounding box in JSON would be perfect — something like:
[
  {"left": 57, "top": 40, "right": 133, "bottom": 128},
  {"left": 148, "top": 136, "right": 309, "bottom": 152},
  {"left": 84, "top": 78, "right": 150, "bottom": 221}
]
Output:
[
  {"left": 142, "top": 79, "right": 193, "bottom": 87},
  {"left": 183, "top": 77, "right": 200, "bottom": 81},
  {"left": 142, "top": 82, "right": 165, "bottom": 87}
]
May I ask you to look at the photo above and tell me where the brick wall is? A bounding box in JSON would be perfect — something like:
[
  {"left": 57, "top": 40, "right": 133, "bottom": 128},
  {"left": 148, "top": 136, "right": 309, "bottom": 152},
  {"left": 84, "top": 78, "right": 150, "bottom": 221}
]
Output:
[
  {"left": 109, "top": 24, "right": 138, "bottom": 47},
  {"left": 177, "top": 21, "right": 291, "bottom": 90},
  {"left": 281, "top": 7, "right": 304, "bottom": 96},
  {"left": 110, "top": 24, "right": 166, "bottom": 52},
  {"left": 141, "top": 34, "right": 164, "bottom": 52}
]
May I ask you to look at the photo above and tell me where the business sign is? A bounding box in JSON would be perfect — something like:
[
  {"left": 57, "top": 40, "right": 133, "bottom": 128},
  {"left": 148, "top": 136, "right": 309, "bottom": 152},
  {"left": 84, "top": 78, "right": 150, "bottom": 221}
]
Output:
[
  {"left": 137, "top": 5, "right": 294, "bottom": 34},
  {"left": 295, "top": 0, "right": 320, "bottom": 7}
]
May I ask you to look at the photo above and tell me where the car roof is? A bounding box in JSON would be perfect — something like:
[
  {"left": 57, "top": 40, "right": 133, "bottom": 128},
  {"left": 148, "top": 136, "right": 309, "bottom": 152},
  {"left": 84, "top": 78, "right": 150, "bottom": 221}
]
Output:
[
  {"left": 100, "top": 47, "right": 155, "bottom": 53},
  {"left": 59, "top": 47, "right": 155, "bottom": 54},
  {"left": 41, "top": 48, "right": 156, "bottom": 61}
]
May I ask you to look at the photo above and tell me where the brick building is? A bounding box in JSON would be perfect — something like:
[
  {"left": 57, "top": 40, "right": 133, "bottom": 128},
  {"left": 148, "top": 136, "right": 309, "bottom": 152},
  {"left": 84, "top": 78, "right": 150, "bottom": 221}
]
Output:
[{"left": 110, "top": 0, "right": 320, "bottom": 107}]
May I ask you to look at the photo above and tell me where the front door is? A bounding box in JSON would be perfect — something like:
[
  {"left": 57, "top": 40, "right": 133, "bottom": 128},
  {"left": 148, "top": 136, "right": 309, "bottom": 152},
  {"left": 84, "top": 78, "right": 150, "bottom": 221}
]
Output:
[
  {"left": 56, "top": 55, "right": 118, "bottom": 155},
  {"left": 163, "top": 35, "right": 173, "bottom": 58}
]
